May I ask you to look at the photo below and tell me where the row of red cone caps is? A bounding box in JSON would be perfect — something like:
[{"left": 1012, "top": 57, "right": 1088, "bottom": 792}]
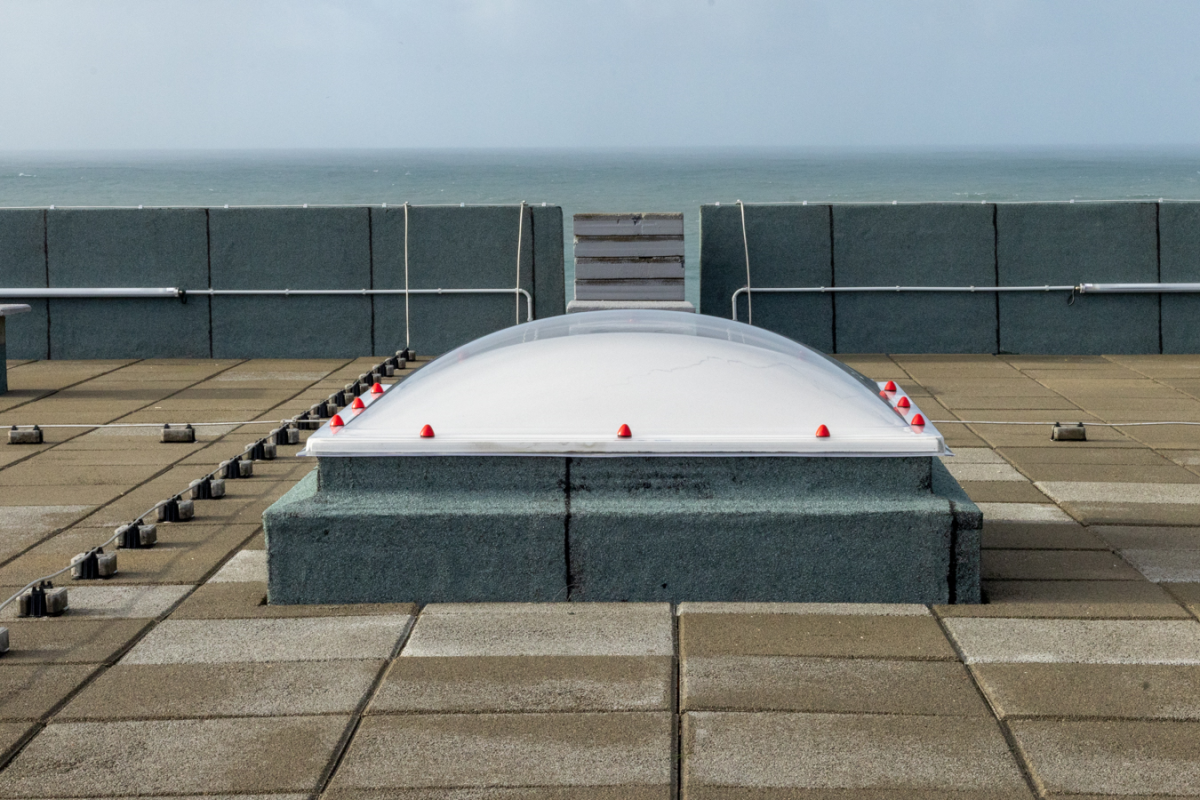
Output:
[
  {"left": 330, "top": 383, "right": 386, "bottom": 427},
  {"left": 880, "top": 380, "right": 926, "bottom": 427}
]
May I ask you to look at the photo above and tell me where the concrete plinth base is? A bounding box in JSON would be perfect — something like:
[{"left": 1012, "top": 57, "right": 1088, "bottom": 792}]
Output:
[
  {"left": 566, "top": 300, "right": 695, "bottom": 314},
  {"left": 264, "top": 456, "right": 980, "bottom": 605}
]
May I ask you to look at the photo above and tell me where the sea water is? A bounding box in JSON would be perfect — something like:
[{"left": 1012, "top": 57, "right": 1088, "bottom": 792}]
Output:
[{"left": 3, "top": 148, "right": 1199, "bottom": 307}]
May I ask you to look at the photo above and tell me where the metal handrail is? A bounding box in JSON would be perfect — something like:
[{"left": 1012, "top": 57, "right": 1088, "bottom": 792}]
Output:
[
  {"left": 730, "top": 283, "right": 1200, "bottom": 322},
  {"left": 0, "top": 287, "right": 535, "bottom": 322}
]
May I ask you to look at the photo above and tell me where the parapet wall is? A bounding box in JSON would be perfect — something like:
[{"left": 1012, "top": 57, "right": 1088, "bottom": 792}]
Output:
[
  {"left": 700, "top": 202, "right": 1200, "bottom": 354},
  {"left": 0, "top": 205, "right": 564, "bottom": 359}
]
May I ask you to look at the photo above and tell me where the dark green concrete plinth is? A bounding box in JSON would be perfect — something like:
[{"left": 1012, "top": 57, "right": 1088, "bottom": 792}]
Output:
[{"left": 264, "top": 456, "right": 980, "bottom": 605}]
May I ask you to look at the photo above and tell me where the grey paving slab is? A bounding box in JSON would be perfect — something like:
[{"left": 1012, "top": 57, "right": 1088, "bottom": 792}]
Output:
[
  {"left": 58, "top": 660, "right": 384, "bottom": 720},
  {"left": 327, "top": 712, "right": 671, "bottom": 793},
  {"left": 1010, "top": 719, "right": 1200, "bottom": 797},
  {"left": 958, "top": 480, "right": 1052, "bottom": 503},
  {"left": 0, "top": 504, "right": 95, "bottom": 562},
  {"left": 401, "top": 603, "right": 673, "bottom": 657},
  {"left": 980, "top": 549, "right": 1145, "bottom": 581},
  {"left": 0, "top": 664, "right": 99, "bottom": 721},
  {"left": 372, "top": 655, "right": 673, "bottom": 713},
  {"left": 0, "top": 716, "right": 349, "bottom": 797},
  {"left": 682, "top": 655, "right": 989, "bottom": 716},
  {"left": 1, "top": 618, "right": 152, "bottom": 664},
  {"left": 944, "top": 618, "right": 1200, "bottom": 663},
  {"left": 0, "top": 585, "right": 192, "bottom": 620},
  {"left": 1117, "top": 549, "right": 1200, "bottom": 583},
  {"left": 0, "top": 722, "right": 36, "bottom": 768},
  {"left": 974, "top": 663, "right": 1200, "bottom": 720},
  {"left": 943, "top": 462, "right": 1029, "bottom": 482},
  {"left": 682, "top": 711, "right": 1029, "bottom": 797},
  {"left": 938, "top": 580, "right": 1191, "bottom": 619},
  {"left": 207, "top": 549, "right": 267, "bottom": 583},
  {"left": 982, "top": 520, "right": 1107, "bottom": 550},
  {"left": 1037, "top": 481, "right": 1200, "bottom": 506},
  {"left": 679, "top": 613, "right": 957, "bottom": 660},
  {"left": 121, "top": 615, "right": 413, "bottom": 664},
  {"left": 974, "top": 502, "right": 1075, "bottom": 523},
  {"left": 944, "top": 448, "right": 1008, "bottom": 464},
  {"left": 676, "top": 602, "right": 929, "bottom": 616},
  {"left": 170, "top": 581, "right": 418, "bottom": 620}
]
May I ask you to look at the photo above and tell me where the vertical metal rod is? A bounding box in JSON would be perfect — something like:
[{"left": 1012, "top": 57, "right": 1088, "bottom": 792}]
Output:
[
  {"left": 738, "top": 200, "right": 752, "bottom": 325},
  {"left": 403, "top": 202, "right": 411, "bottom": 350},
  {"left": 515, "top": 201, "right": 526, "bottom": 326}
]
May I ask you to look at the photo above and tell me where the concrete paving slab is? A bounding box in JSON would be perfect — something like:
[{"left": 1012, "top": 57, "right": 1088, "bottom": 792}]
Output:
[
  {"left": 958, "top": 481, "right": 1053, "bottom": 503},
  {"left": 0, "top": 716, "right": 349, "bottom": 797},
  {"left": 0, "top": 504, "right": 95, "bottom": 562},
  {"left": 974, "top": 663, "right": 1200, "bottom": 720},
  {"left": 1010, "top": 719, "right": 1200, "bottom": 797},
  {"left": 0, "top": 618, "right": 152, "bottom": 664},
  {"left": 372, "top": 655, "right": 673, "bottom": 713},
  {"left": 942, "top": 462, "right": 1029, "bottom": 482},
  {"left": 0, "top": 664, "right": 99, "bottom": 721},
  {"left": 0, "top": 585, "right": 191, "bottom": 620},
  {"left": 0, "top": 722, "right": 35, "bottom": 767},
  {"left": 207, "top": 549, "right": 267, "bottom": 583},
  {"left": 999, "top": 446, "right": 1184, "bottom": 466},
  {"left": 57, "top": 660, "right": 384, "bottom": 720},
  {"left": 1038, "top": 482, "right": 1200, "bottom": 505},
  {"left": 981, "top": 549, "right": 1145, "bottom": 581},
  {"left": 122, "top": 616, "right": 413, "bottom": 664},
  {"left": 680, "top": 614, "right": 957, "bottom": 660},
  {"left": 943, "top": 448, "right": 1007, "bottom": 464},
  {"left": 676, "top": 602, "right": 929, "bottom": 616},
  {"left": 943, "top": 618, "right": 1200, "bottom": 663},
  {"left": 682, "top": 711, "right": 1029, "bottom": 797},
  {"left": 938, "top": 580, "right": 1191, "bottom": 619},
  {"left": 169, "top": 581, "right": 418, "bottom": 620},
  {"left": 1019, "top": 463, "right": 1200, "bottom": 484},
  {"left": 1093, "top": 526, "right": 1200, "bottom": 551},
  {"left": 682, "top": 655, "right": 989, "bottom": 716},
  {"left": 982, "top": 520, "right": 1107, "bottom": 550},
  {"left": 402, "top": 604, "right": 673, "bottom": 657},
  {"left": 328, "top": 712, "right": 671, "bottom": 793},
  {"left": 0, "top": 463, "right": 164, "bottom": 487},
  {"left": 1119, "top": 550, "right": 1200, "bottom": 583},
  {"left": 975, "top": 502, "right": 1076, "bottom": 523}
]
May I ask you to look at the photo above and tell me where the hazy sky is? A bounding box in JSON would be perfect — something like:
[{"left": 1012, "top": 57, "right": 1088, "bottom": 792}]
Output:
[{"left": 3, "top": 0, "right": 1198, "bottom": 150}]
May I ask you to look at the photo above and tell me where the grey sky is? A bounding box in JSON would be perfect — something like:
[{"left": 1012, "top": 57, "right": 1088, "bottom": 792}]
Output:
[{"left": 2, "top": 0, "right": 1198, "bottom": 150}]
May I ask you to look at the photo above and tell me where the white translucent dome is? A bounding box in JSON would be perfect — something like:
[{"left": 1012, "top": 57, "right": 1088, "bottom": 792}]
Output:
[{"left": 303, "top": 310, "right": 946, "bottom": 457}]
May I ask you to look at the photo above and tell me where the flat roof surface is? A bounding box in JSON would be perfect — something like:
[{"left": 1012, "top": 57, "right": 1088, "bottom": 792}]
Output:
[{"left": 2, "top": 353, "right": 1200, "bottom": 796}]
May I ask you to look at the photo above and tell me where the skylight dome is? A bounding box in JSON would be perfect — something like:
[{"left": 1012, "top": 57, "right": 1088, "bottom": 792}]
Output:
[{"left": 303, "top": 310, "right": 946, "bottom": 457}]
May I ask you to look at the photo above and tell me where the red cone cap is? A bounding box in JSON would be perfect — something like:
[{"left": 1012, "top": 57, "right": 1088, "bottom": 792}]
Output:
[
  {"left": 911, "top": 414, "right": 926, "bottom": 426},
  {"left": 884, "top": 380, "right": 897, "bottom": 392},
  {"left": 419, "top": 424, "right": 435, "bottom": 438},
  {"left": 351, "top": 396, "right": 366, "bottom": 409},
  {"left": 330, "top": 414, "right": 345, "bottom": 427},
  {"left": 617, "top": 424, "right": 632, "bottom": 438},
  {"left": 896, "top": 396, "right": 911, "bottom": 409},
  {"left": 815, "top": 424, "right": 830, "bottom": 438},
  {"left": 370, "top": 382, "right": 384, "bottom": 394}
]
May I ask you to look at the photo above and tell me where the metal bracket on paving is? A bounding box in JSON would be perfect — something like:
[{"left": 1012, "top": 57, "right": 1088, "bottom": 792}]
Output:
[{"left": 0, "top": 348, "right": 417, "bottom": 655}]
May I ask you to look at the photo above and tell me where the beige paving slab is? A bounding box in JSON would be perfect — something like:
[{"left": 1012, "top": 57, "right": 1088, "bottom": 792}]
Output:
[
  {"left": 122, "top": 615, "right": 414, "bottom": 664},
  {"left": 676, "top": 602, "right": 929, "bottom": 616},
  {"left": 943, "top": 618, "right": 1200, "bottom": 663},
  {"left": 975, "top": 502, "right": 1076, "bottom": 523},
  {"left": 207, "top": 548, "right": 267, "bottom": 582},
  {"left": 0, "top": 721, "right": 36, "bottom": 767},
  {"left": 402, "top": 603, "right": 673, "bottom": 657},
  {"left": 0, "top": 463, "right": 164, "bottom": 487},
  {"left": 1118, "top": 549, "right": 1200, "bottom": 583},
  {"left": 942, "top": 461, "right": 1029, "bottom": 482},
  {"left": 682, "top": 711, "right": 1029, "bottom": 797},
  {"left": 0, "top": 585, "right": 191, "bottom": 620},
  {"left": 958, "top": 481, "right": 1051, "bottom": 503},
  {"left": 328, "top": 712, "right": 671, "bottom": 794},
  {"left": 938, "top": 580, "right": 1191, "bottom": 619},
  {"left": 942, "top": 447, "right": 1007, "bottom": 464},
  {"left": 0, "top": 716, "right": 349, "bottom": 797},
  {"left": 981, "top": 549, "right": 1145, "bottom": 581},
  {"left": 982, "top": 520, "right": 1108, "bottom": 550},
  {"left": 0, "top": 664, "right": 99, "bottom": 721},
  {"left": 1010, "top": 719, "right": 1200, "bottom": 797},
  {"left": 0, "top": 504, "right": 95, "bottom": 562},
  {"left": 936, "top": 394, "right": 1081, "bottom": 411},
  {"left": 0, "top": 484, "right": 125, "bottom": 507},
  {"left": 0, "top": 618, "right": 152, "bottom": 664},
  {"left": 679, "top": 613, "right": 957, "bottom": 660},
  {"left": 974, "top": 663, "right": 1200, "bottom": 720},
  {"left": 1019, "top": 463, "right": 1200, "bottom": 484},
  {"left": 170, "top": 581, "right": 417, "bottom": 620},
  {"left": 372, "top": 655, "right": 673, "bottom": 713},
  {"left": 58, "top": 660, "right": 384, "bottom": 720},
  {"left": 999, "top": 446, "right": 1179, "bottom": 466},
  {"left": 1037, "top": 481, "right": 1200, "bottom": 525},
  {"left": 681, "top": 655, "right": 989, "bottom": 716}
]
